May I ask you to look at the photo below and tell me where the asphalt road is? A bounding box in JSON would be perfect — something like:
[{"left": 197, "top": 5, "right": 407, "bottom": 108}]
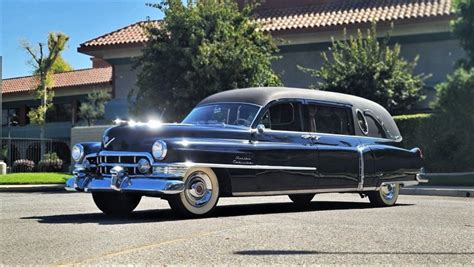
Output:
[{"left": 1, "top": 191, "right": 473, "bottom": 265}]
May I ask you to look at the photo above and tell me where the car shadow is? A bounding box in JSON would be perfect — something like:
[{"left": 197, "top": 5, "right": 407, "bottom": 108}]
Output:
[{"left": 21, "top": 201, "right": 413, "bottom": 225}]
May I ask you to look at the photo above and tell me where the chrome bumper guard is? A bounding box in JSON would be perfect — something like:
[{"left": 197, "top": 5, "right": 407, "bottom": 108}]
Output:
[{"left": 65, "top": 166, "right": 184, "bottom": 194}]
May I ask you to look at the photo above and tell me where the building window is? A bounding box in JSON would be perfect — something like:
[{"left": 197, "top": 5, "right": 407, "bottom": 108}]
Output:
[
  {"left": 45, "top": 103, "right": 73, "bottom": 123},
  {"left": 2, "top": 108, "right": 20, "bottom": 126}
]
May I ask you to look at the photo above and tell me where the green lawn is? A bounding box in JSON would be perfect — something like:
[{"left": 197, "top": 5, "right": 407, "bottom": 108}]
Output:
[{"left": 0, "top": 172, "right": 71, "bottom": 185}]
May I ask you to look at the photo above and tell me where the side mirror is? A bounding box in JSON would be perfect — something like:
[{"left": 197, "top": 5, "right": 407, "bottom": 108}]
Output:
[{"left": 256, "top": 124, "right": 266, "bottom": 134}]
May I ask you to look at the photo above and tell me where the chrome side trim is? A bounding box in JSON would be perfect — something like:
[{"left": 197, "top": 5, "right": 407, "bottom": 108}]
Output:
[
  {"left": 152, "top": 162, "right": 317, "bottom": 171},
  {"left": 93, "top": 151, "right": 318, "bottom": 171},
  {"left": 357, "top": 145, "right": 369, "bottom": 191},
  {"left": 233, "top": 187, "right": 378, "bottom": 196}
]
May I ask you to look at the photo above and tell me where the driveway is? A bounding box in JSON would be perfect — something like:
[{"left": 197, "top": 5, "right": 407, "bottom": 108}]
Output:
[{"left": 1, "top": 192, "right": 473, "bottom": 265}]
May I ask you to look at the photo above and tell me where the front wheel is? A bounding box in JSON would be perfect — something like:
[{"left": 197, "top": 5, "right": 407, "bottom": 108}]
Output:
[
  {"left": 368, "top": 183, "right": 400, "bottom": 207},
  {"left": 167, "top": 167, "right": 219, "bottom": 218},
  {"left": 92, "top": 192, "right": 142, "bottom": 215}
]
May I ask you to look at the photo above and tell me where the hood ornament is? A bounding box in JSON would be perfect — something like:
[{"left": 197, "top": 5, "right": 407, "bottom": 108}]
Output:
[{"left": 103, "top": 136, "right": 115, "bottom": 148}]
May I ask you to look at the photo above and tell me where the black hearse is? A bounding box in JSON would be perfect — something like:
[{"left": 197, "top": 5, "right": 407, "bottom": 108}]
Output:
[{"left": 66, "top": 87, "right": 425, "bottom": 217}]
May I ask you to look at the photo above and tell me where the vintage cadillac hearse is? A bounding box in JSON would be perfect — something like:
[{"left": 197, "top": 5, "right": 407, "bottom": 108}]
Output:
[{"left": 66, "top": 87, "right": 426, "bottom": 217}]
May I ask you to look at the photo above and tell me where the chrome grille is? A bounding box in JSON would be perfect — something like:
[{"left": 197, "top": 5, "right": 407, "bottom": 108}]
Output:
[{"left": 85, "top": 152, "right": 152, "bottom": 176}]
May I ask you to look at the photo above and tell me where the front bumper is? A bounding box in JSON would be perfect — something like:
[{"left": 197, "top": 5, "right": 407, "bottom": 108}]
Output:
[{"left": 65, "top": 171, "right": 184, "bottom": 194}]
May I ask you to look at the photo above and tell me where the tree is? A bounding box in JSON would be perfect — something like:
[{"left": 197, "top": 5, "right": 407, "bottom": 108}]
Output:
[
  {"left": 22, "top": 32, "right": 69, "bottom": 157},
  {"left": 79, "top": 90, "right": 111, "bottom": 126},
  {"left": 51, "top": 55, "right": 73, "bottom": 73},
  {"left": 299, "top": 24, "right": 427, "bottom": 114},
  {"left": 131, "top": 0, "right": 281, "bottom": 122},
  {"left": 435, "top": 67, "right": 474, "bottom": 117},
  {"left": 452, "top": 0, "right": 474, "bottom": 67}
]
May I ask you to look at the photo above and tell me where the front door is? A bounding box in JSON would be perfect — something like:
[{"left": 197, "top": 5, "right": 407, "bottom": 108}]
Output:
[{"left": 251, "top": 100, "right": 319, "bottom": 192}]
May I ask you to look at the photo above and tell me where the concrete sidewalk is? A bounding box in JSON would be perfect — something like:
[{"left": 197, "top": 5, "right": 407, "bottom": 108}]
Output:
[{"left": 400, "top": 186, "right": 473, "bottom": 198}]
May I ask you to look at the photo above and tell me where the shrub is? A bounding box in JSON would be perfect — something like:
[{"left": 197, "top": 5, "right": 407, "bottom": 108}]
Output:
[
  {"left": 12, "top": 159, "right": 35, "bottom": 172},
  {"left": 43, "top": 152, "right": 60, "bottom": 161},
  {"left": 299, "top": 23, "right": 427, "bottom": 114},
  {"left": 38, "top": 153, "right": 64, "bottom": 172},
  {"left": 394, "top": 111, "right": 474, "bottom": 173}
]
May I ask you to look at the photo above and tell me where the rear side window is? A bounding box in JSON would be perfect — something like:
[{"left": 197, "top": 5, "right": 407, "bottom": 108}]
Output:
[
  {"left": 307, "top": 104, "right": 353, "bottom": 135},
  {"left": 260, "top": 102, "right": 304, "bottom": 132},
  {"left": 365, "top": 114, "right": 387, "bottom": 138},
  {"left": 356, "top": 109, "right": 368, "bottom": 135}
]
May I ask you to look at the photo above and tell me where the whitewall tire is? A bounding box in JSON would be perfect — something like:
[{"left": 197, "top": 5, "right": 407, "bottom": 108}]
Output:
[
  {"left": 368, "top": 183, "right": 400, "bottom": 207},
  {"left": 168, "top": 167, "right": 219, "bottom": 218}
]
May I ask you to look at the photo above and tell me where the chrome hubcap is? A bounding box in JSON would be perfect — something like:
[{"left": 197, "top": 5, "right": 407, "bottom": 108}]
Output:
[
  {"left": 184, "top": 171, "right": 213, "bottom": 207},
  {"left": 380, "top": 183, "right": 397, "bottom": 201}
]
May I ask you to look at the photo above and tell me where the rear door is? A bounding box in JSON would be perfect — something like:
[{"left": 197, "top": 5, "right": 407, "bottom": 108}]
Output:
[{"left": 305, "top": 102, "right": 361, "bottom": 189}]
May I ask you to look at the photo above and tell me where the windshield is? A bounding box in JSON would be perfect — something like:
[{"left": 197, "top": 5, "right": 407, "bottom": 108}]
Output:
[{"left": 182, "top": 103, "right": 260, "bottom": 127}]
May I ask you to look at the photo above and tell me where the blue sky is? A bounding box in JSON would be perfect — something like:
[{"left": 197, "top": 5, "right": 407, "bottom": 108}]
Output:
[{"left": 1, "top": 0, "right": 164, "bottom": 78}]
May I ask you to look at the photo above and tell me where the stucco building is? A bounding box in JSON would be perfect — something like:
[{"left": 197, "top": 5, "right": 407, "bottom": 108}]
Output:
[
  {"left": 1, "top": 60, "right": 112, "bottom": 140},
  {"left": 1, "top": 0, "right": 464, "bottom": 140},
  {"left": 77, "top": 0, "right": 463, "bottom": 120}
]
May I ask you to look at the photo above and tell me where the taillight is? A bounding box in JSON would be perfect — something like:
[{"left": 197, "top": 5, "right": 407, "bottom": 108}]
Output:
[{"left": 418, "top": 148, "right": 424, "bottom": 159}]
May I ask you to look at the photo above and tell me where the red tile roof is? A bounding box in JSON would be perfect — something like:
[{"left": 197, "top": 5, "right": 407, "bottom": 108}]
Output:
[
  {"left": 79, "top": 0, "right": 454, "bottom": 50},
  {"left": 2, "top": 67, "right": 112, "bottom": 95},
  {"left": 79, "top": 20, "right": 161, "bottom": 50},
  {"left": 256, "top": 0, "right": 454, "bottom": 32}
]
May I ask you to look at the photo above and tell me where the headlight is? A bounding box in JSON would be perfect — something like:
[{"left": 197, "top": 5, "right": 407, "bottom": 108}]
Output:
[
  {"left": 152, "top": 140, "right": 167, "bottom": 160},
  {"left": 137, "top": 158, "right": 151, "bottom": 174},
  {"left": 71, "top": 144, "right": 84, "bottom": 162}
]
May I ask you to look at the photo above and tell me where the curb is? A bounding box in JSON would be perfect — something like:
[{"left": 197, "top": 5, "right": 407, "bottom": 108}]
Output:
[
  {"left": 400, "top": 186, "right": 473, "bottom": 198},
  {"left": 0, "top": 184, "right": 66, "bottom": 193}
]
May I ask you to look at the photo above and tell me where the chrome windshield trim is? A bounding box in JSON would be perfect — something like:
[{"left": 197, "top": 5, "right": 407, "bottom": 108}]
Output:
[{"left": 183, "top": 102, "right": 263, "bottom": 129}]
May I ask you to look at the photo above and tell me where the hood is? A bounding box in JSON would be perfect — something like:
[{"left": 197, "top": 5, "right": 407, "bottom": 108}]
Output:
[{"left": 102, "top": 123, "right": 251, "bottom": 152}]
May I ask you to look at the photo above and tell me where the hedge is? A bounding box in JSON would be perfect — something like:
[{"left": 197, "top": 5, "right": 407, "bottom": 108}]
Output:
[{"left": 394, "top": 113, "right": 474, "bottom": 173}]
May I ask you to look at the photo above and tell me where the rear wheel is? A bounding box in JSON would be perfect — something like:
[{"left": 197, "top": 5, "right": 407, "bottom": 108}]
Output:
[
  {"left": 168, "top": 167, "right": 219, "bottom": 218},
  {"left": 368, "top": 183, "right": 399, "bottom": 207},
  {"left": 289, "top": 194, "right": 315, "bottom": 206},
  {"left": 92, "top": 192, "right": 141, "bottom": 215}
]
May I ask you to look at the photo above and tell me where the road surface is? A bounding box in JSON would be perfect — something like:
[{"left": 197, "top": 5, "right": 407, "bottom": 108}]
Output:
[{"left": 1, "top": 191, "right": 473, "bottom": 265}]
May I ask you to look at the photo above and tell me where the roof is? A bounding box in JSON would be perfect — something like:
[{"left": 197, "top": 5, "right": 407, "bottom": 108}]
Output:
[
  {"left": 2, "top": 67, "right": 112, "bottom": 95},
  {"left": 78, "top": 0, "right": 454, "bottom": 50},
  {"left": 79, "top": 20, "right": 161, "bottom": 51},
  {"left": 256, "top": 0, "right": 454, "bottom": 32},
  {"left": 198, "top": 87, "right": 401, "bottom": 139}
]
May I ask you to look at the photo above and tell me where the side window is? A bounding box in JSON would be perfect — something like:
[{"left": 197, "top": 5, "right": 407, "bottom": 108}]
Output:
[
  {"left": 308, "top": 104, "right": 353, "bottom": 135},
  {"left": 365, "top": 114, "right": 387, "bottom": 138},
  {"left": 260, "top": 102, "right": 304, "bottom": 132}
]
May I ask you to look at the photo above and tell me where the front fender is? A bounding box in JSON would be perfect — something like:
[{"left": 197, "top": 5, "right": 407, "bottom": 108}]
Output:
[{"left": 164, "top": 138, "right": 254, "bottom": 164}]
